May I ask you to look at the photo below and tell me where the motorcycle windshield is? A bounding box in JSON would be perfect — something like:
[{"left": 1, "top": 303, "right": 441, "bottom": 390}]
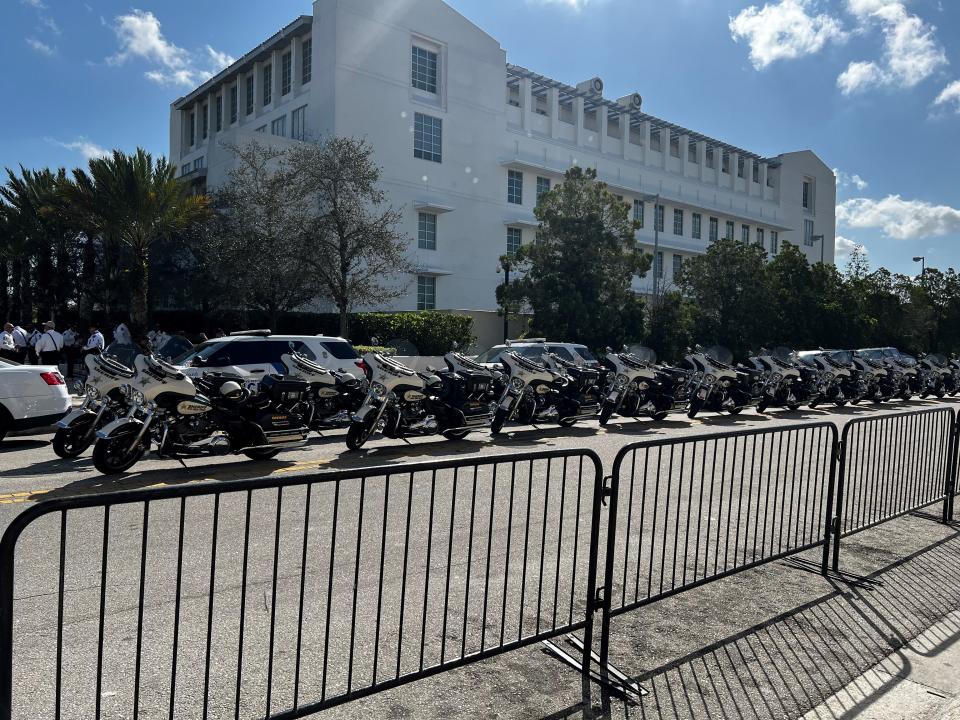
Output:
[
  {"left": 156, "top": 335, "right": 194, "bottom": 361},
  {"left": 103, "top": 342, "right": 141, "bottom": 368},
  {"left": 705, "top": 345, "right": 734, "bottom": 366},
  {"left": 928, "top": 353, "right": 948, "bottom": 367},
  {"left": 828, "top": 350, "right": 854, "bottom": 365},
  {"left": 771, "top": 346, "right": 796, "bottom": 362},
  {"left": 627, "top": 345, "right": 658, "bottom": 365}
]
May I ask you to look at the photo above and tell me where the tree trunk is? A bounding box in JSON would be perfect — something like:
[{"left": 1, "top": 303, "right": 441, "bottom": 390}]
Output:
[
  {"left": 338, "top": 302, "right": 349, "bottom": 339},
  {"left": 10, "top": 259, "right": 22, "bottom": 322},
  {"left": 0, "top": 260, "right": 8, "bottom": 323},
  {"left": 131, "top": 248, "right": 150, "bottom": 334},
  {"left": 79, "top": 233, "right": 96, "bottom": 320}
]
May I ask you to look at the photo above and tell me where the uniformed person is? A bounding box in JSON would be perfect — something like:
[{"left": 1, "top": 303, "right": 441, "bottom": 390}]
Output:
[{"left": 35, "top": 321, "right": 64, "bottom": 367}]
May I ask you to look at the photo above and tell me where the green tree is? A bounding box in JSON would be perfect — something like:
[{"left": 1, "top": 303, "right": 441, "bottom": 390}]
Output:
[
  {"left": 675, "top": 238, "right": 771, "bottom": 358},
  {"left": 645, "top": 289, "right": 695, "bottom": 363},
  {"left": 63, "top": 149, "right": 210, "bottom": 331},
  {"left": 499, "top": 166, "right": 650, "bottom": 350}
]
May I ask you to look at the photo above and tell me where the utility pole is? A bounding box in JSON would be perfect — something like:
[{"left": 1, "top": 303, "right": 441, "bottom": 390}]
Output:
[{"left": 497, "top": 260, "right": 512, "bottom": 342}]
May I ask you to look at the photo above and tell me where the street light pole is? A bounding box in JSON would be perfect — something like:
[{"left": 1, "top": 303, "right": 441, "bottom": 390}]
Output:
[
  {"left": 652, "top": 193, "right": 661, "bottom": 301},
  {"left": 913, "top": 256, "right": 925, "bottom": 283},
  {"left": 497, "top": 261, "right": 511, "bottom": 342}
]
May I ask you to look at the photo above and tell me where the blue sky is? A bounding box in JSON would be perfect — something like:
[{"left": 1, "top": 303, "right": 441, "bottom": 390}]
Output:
[{"left": 2, "top": 0, "right": 959, "bottom": 276}]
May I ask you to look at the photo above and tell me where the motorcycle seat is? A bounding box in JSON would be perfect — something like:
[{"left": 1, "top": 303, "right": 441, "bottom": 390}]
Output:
[{"left": 417, "top": 371, "right": 442, "bottom": 388}]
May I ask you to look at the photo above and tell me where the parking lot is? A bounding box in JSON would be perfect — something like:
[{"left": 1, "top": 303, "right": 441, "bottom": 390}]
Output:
[{"left": 1, "top": 399, "right": 959, "bottom": 719}]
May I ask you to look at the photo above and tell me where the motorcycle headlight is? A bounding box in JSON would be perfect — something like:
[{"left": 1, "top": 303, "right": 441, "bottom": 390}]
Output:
[
  {"left": 616, "top": 373, "right": 629, "bottom": 387},
  {"left": 132, "top": 389, "right": 145, "bottom": 405},
  {"left": 85, "top": 384, "right": 100, "bottom": 400},
  {"left": 510, "top": 376, "right": 525, "bottom": 391},
  {"left": 638, "top": 381, "right": 650, "bottom": 391},
  {"left": 692, "top": 372, "right": 704, "bottom": 383},
  {"left": 704, "top": 374, "right": 717, "bottom": 385},
  {"left": 119, "top": 384, "right": 132, "bottom": 399},
  {"left": 824, "top": 372, "right": 834, "bottom": 382},
  {"left": 772, "top": 373, "right": 783, "bottom": 383},
  {"left": 370, "top": 382, "right": 387, "bottom": 399}
]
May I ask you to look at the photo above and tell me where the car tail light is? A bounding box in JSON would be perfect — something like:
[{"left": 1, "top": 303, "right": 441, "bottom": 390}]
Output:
[
  {"left": 355, "top": 359, "right": 369, "bottom": 376},
  {"left": 40, "top": 371, "right": 65, "bottom": 386}
]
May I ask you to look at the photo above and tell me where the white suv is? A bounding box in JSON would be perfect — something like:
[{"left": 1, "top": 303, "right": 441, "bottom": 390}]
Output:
[
  {"left": 174, "top": 331, "right": 365, "bottom": 385},
  {"left": 474, "top": 339, "right": 600, "bottom": 370},
  {"left": 0, "top": 358, "right": 71, "bottom": 441}
]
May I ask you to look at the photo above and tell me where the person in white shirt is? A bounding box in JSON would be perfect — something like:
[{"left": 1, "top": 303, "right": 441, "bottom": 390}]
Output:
[
  {"left": 10, "top": 324, "right": 28, "bottom": 363},
  {"left": 26, "top": 324, "right": 41, "bottom": 364},
  {"left": 113, "top": 320, "right": 132, "bottom": 346},
  {"left": 35, "top": 321, "right": 64, "bottom": 367},
  {"left": 83, "top": 324, "right": 105, "bottom": 357},
  {"left": 0, "top": 323, "right": 16, "bottom": 362}
]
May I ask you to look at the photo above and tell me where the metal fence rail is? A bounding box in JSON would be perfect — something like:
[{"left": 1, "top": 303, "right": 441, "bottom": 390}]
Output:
[
  {"left": 831, "top": 408, "right": 955, "bottom": 570},
  {"left": 0, "top": 449, "right": 603, "bottom": 720}
]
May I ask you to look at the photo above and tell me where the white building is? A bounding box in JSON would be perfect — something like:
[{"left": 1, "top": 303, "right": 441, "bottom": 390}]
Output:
[{"left": 169, "top": 0, "right": 836, "bottom": 347}]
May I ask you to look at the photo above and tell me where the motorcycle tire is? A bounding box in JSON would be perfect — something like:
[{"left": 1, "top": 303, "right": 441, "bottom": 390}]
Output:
[
  {"left": 687, "top": 398, "right": 703, "bottom": 419},
  {"left": 756, "top": 399, "right": 768, "bottom": 414},
  {"left": 92, "top": 430, "right": 146, "bottom": 475},
  {"left": 52, "top": 418, "right": 96, "bottom": 459},
  {"left": 900, "top": 391, "right": 912, "bottom": 402},
  {"left": 808, "top": 398, "right": 819, "bottom": 409},
  {"left": 936, "top": 389, "right": 946, "bottom": 399},
  {"left": 244, "top": 448, "right": 281, "bottom": 461},
  {"left": 787, "top": 403, "right": 801, "bottom": 411},
  {"left": 558, "top": 416, "right": 578, "bottom": 428},
  {"left": 652, "top": 411, "right": 669, "bottom": 422},
  {"left": 490, "top": 407, "right": 509, "bottom": 435},
  {"left": 599, "top": 400, "right": 616, "bottom": 426},
  {"left": 346, "top": 417, "right": 377, "bottom": 451},
  {"left": 442, "top": 429, "right": 471, "bottom": 440},
  {"left": 834, "top": 400, "right": 847, "bottom": 407},
  {"left": 727, "top": 406, "right": 743, "bottom": 415}
]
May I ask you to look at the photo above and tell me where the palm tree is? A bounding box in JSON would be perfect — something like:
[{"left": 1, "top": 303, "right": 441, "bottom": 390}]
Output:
[{"left": 63, "top": 149, "right": 210, "bottom": 330}]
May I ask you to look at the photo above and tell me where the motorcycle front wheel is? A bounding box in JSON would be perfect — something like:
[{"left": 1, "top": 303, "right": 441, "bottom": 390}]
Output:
[
  {"left": 346, "top": 416, "right": 377, "bottom": 451},
  {"left": 442, "top": 429, "right": 471, "bottom": 440},
  {"left": 52, "top": 417, "right": 96, "bottom": 459},
  {"left": 92, "top": 430, "right": 146, "bottom": 475},
  {"left": 727, "top": 406, "right": 743, "bottom": 415},
  {"left": 599, "top": 400, "right": 617, "bottom": 426},
  {"left": 687, "top": 397, "right": 703, "bottom": 419},
  {"left": 245, "top": 448, "right": 281, "bottom": 461},
  {"left": 490, "top": 407, "right": 510, "bottom": 435}
]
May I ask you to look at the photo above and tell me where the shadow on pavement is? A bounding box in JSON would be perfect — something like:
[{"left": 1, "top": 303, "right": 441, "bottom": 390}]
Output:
[{"left": 0, "top": 439, "right": 49, "bottom": 454}]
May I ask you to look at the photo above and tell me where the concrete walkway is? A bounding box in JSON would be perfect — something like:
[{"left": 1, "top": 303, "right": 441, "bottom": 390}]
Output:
[{"left": 803, "top": 610, "right": 960, "bottom": 720}]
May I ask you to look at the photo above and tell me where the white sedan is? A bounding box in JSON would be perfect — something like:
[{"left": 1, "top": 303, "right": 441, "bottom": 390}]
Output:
[{"left": 0, "top": 358, "right": 71, "bottom": 442}]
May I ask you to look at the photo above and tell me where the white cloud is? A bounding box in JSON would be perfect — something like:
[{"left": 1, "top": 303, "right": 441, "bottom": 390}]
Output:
[
  {"left": 25, "top": 37, "right": 54, "bottom": 56},
  {"left": 527, "top": 0, "right": 602, "bottom": 10},
  {"left": 46, "top": 137, "right": 110, "bottom": 161},
  {"left": 837, "top": 195, "right": 960, "bottom": 240},
  {"left": 838, "top": 0, "right": 948, "bottom": 94},
  {"left": 729, "top": 0, "right": 847, "bottom": 69},
  {"left": 20, "top": 0, "right": 46, "bottom": 8},
  {"left": 835, "top": 235, "right": 866, "bottom": 260},
  {"left": 934, "top": 79, "right": 960, "bottom": 113},
  {"left": 106, "top": 10, "right": 233, "bottom": 88},
  {"left": 833, "top": 168, "right": 869, "bottom": 190}
]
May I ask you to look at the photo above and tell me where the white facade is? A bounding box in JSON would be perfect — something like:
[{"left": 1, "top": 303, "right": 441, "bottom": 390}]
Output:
[{"left": 169, "top": 0, "right": 836, "bottom": 344}]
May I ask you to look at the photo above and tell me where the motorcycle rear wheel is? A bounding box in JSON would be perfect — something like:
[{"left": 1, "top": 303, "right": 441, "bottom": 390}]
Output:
[{"left": 52, "top": 418, "right": 96, "bottom": 459}]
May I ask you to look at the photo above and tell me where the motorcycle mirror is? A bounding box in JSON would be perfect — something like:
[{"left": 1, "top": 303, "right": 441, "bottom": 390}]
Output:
[
  {"left": 451, "top": 341, "right": 459, "bottom": 350},
  {"left": 288, "top": 341, "right": 296, "bottom": 350},
  {"left": 371, "top": 336, "right": 380, "bottom": 346},
  {"left": 605, "top": 346, "right": 613, "bottom": 354}
]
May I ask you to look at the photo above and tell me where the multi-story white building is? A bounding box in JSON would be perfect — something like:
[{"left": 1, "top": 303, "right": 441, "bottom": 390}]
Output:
[{"left": 170, "top": 0, "right": 836, "bottom": 347}]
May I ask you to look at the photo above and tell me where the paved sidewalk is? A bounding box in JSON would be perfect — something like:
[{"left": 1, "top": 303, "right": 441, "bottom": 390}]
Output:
[{"left": 803, "top": 610, "right": 960, "bottom": 720}]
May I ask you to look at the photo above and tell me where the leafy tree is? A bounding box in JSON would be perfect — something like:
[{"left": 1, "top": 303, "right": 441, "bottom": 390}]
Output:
[
  {"left": 645, "top": 290, "right": 695, "bottom": 363},
  {"left": 63, "top": 149, "right": 210, "bottom": 330},
  {"left": 674, "top": 239, "right": 771, "bottom": 358},
  {"left": 289, "top": 137, "right": 412, "bottom": 337},
  {"left": 201, "top": 141, "right": 318, "bottom": 329},
  {"left": 499, "top": 166, "right": 650, "bottom": 350}
]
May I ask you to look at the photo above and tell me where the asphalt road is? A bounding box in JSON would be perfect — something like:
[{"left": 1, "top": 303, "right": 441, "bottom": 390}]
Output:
[{"left": 1, "top": 398, "right": 958, "bottom": 720}]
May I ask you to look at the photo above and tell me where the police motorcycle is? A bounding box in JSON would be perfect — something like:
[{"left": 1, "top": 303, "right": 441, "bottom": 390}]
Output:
[
  {"left": 803, "top": 350, "right": 856, "bottom": 408},
  {"left": 745, "top": 347, "right": 804, "bottom": 413},
  {"left": 598, "top": 346, "right": 675, "bottom": 426},
  {"left": 852, "top": 352, "right": 900, "bottom": 403},
  {"left": 345, "top": 352, "right": 495, "bottom": 450},
  {"left": 52, "top": 343, "right": 138, "bottom": 458},
  {"left": 280, "top": 345, "right": 367, "bottom": 432},
  {"left": 682, "top": 345, "right": 752, "bottom": 418},
  {"left": 91, "top": 353, "right": 310, "bottom": 474},
  {"left": 491, "top": 350, "right": 585, "bottom": 434},
  {"left": 916, "top": 353, "right": 953, "bottom": 398},
  {"left": 542, "top": 351, "right": 603, "bottom": 421},
  {"left": 948, "top": 356, "right": 960, "bottom": 397}
]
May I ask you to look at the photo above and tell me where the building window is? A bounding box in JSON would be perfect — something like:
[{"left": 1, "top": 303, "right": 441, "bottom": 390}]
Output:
[
  {"left": 255, "top": 125, "right": 266, "bottom": 133},
  {"left": 673, "top": 253, "right": 682, "bottom": 277},
  {"left": 507, "top": 227, "right": 522, "bottom": 255},
  {"left": 688, "top": 141, "right": 698, "bottom": 163},
  {"left": 413, "top": 113, "right": 442, "bottom": 163},
  {"left": 188, "top": 111, "right": 195, "bottom": 146},
  {"left": 302, "top": 39, "right": 312, "bottom": 84},
  {"left": 417, "top": 275, "right": 436, "bottom": 310},
  {"left": 673, "top": 208, "right": 683, "bottom": 236},
  {"left": 692, "top": 213, "right": 702, "bottom": 240},
  {"left": 271, "top": 116, "right": 286, "bottom": 137},
  {"left": 802, "top": 179, "right": 812, "bottom": 209},
  {"left": 654, "top": 251, "right": 664, "bottom": 279},
  {"left": 633, "top": 199, "right": 644, "bottom": 228},
  {"left": 507, "top": 170, "right": 523, "bottom": 205},
  {"left": 201, "top": 105, "right": 208, "bottom": 139},
  {"left": 804, "top": 219, "right": 815, "bottom": 246},
  {"left": 245, "top": 75, "right": 254, "bottom": 115},
  {"left": 757, "top": 228, "right": 765, "bottom": 248},
  {"left": 291, "top": 105, "right": 307, "bottom": 140},
  {"left": 263, "top": 64, "right": 272, "bottom": 106},
  {"left": 725, "top": 221, "right": 735, "bottom": 241},
  {"left": 536, "top": 176, "right": 551, "bottom": 200},
  {"left": 709, "top": 217, "right": 718, "bottom": 243},
  {"left": 669, "top": 134, "right": 680, "bottom": 158},
  {"left": 770, "top": 231, "right": 779, "bottom": 254},
  {"left": 654, "top": 204, "right": 665, "bottom": 233},
  {"left": 281, "top": 51, "right": 292, "bottom": 95},
  {"left": 181, "top": 163, "right": 190, "bottom": 176},
  {"left": 722, "top": 153, "right": 730, "bottom": 174},
  {"left": 215, "top": 96, "right": 222, "bottom": 132},
  {"left": 741, "top": 224, "right": 750, "bottom": 243},
  {"left": 650, "top": 129, "right": 661, "bottom": 153},
  {"left": 193, "top": 157, "right": 204, "bottom": 170},
  {"left": 230, "top": 86, "right": 238, "bottom": 124},
  {"left": 752, "top": 161, "right": 760, "bottom": 184},
  {"left": 418, "top": 212, "right": 437, "bottom": 250},
  {"left": 737, "top": 156, "right": 745, "bottom": 178},
  {"left": 412, "top": 46, "right": 439, "bottom": 94},
  {"left": 706, "top": 147, "right": 715, "bottom": 169}
]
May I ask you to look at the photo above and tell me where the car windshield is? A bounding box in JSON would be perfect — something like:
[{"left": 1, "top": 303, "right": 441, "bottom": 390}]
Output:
[
  {"left": 174, "top": 340, "right": 226, "bottom": 365},
  {"left": 319, "top": 340, "right": 359, "bottom": 360},
  {"left": 474, "top": 346, "right": 507, "bottom": 363}
]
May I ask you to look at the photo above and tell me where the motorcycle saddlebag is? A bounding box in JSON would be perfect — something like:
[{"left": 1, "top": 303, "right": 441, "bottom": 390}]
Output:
[{"left": 259, "top": 374, "right": 310, "bottom": 403}]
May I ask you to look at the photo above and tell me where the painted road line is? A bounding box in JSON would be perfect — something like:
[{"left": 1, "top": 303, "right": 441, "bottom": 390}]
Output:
[{"left": 0, "top": 490, "right": 49, "bottom": 504}]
